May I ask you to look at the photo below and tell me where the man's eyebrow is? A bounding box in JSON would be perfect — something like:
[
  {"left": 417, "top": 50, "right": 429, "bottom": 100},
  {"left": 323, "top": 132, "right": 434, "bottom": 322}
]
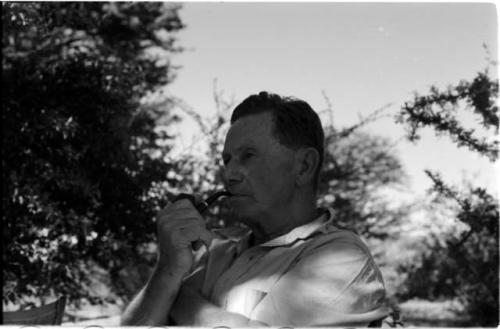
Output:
[
  {"left": 222, "top": 144, "right": 257, "bottom": 160},
  {"left": 235, "top": 145, "right": 258, "bottom": 155},
  {"left": 223, "top": 143, "right": 257, "bottom": 154},
  {"left": 239, "top": 144, "right": 257, "bottom": 151}
]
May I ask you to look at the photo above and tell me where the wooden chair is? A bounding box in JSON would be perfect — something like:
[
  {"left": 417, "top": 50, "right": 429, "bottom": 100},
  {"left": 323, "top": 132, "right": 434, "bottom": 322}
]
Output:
[
  {"left": 2, "top": 296, "right": 66, "bottom": 325},
  {"left": 368, "top": 304, "right": 405, "bottom": 328}
]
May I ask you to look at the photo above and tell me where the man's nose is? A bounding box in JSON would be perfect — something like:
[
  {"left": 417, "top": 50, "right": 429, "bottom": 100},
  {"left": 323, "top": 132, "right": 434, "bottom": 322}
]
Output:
[{"left": 222, "top": 162, "right": 243, "bottom": 187}]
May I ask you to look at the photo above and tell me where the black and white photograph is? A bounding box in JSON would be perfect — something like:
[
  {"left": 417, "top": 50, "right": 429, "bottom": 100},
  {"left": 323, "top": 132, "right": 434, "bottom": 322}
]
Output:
[{"left": 2, "top": 2, "right": 498, "bottom": 327}]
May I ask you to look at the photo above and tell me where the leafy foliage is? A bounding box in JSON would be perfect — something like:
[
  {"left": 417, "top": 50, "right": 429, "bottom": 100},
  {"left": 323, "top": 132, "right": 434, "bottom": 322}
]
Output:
[
  {"left": 168, "top": 87, "right": 235, "bottom": 228},
  {"left": 397, "top": 177, "right": 499, "bottom": 326},
  {"left": 3, "top": 2, "right": 184, "bottom": 308},
  {"left": 319, "top": 126, "right": 408, "bottom": 240},
  {"left": 395, "top": 68, "right": 499, "bottom": 326},
  {"left": 396, "top": 70, "right": 498, "bottom": 161}
]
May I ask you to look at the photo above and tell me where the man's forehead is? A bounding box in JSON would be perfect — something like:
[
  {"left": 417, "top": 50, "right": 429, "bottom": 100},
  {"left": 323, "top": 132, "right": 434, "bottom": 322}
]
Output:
[{"left": 223, "top": 130, "right": 265, "bottom": 154}]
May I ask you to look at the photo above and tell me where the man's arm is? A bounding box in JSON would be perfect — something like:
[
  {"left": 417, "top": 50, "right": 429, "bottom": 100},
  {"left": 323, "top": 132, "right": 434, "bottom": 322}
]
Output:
[
  {"left": 120, "top": 265, "right": 183, "bottom": 325},
  {"left": 170, "top": 284, "right": 268, "bottom": 327},
  {"left": 120, "top": 199, "right": 214, "bottom": 326}
]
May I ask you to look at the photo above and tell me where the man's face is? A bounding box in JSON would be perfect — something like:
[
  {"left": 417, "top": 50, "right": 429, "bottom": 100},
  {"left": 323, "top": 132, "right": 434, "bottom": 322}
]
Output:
[{"left": 222, "top": 112, "right": 298, "bottom": 225}]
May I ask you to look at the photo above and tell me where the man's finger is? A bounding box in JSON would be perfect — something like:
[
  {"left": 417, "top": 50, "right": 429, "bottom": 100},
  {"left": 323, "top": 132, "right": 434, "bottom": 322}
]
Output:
[
  {"left": 176, "top": 222, "right": 213, "bottom": 248},
  {"left": 165, "top": 217, "right": 205, "bottom": 233},
  {"left": 192, "top": 240, "right": 204, "bottom": 251},
  {"left": 173, "top": 198, "right": 196, "bottom": 209},
  {"left": 198, "top": 228, "right": 215, "bottom": 249},
  {"left": 192, "top": 229, "right": 214, "bottom": 251}
]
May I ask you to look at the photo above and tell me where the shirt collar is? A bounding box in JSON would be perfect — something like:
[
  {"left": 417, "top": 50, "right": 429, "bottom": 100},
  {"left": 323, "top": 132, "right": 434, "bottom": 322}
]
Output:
[{"left": 259, "top": 208, "right": 335, "bottom": 247}]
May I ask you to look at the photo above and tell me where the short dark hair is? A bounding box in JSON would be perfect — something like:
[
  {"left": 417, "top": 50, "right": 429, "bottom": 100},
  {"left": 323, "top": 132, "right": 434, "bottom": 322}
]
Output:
[{"left": 230, "top": 91, "right": 324, "bottom": 190}]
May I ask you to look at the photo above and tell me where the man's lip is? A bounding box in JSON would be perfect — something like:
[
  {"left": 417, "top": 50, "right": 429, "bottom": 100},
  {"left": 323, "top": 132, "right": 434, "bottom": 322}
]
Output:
[{"left": 228, "top": 193, "right": 247, "bottom": 198}]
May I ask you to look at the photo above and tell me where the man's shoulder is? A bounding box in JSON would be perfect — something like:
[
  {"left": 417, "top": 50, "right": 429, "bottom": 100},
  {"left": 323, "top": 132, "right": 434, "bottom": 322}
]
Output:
[
  {"left": 302, "top": 225, "right": 373, "bottom": 261},
  {"left": 315, "top": 223, "right": 367, "bottom": 245},
  {"left": 292, "top": 227, "right": 379, "bottom": 281},
  {"left": 313, "top": 208, "right": 370, "bottom": 251}
]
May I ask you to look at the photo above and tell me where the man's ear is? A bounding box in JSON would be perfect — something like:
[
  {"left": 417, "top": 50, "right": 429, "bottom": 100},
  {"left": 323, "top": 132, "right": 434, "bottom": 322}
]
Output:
[{"left": 295, "top": 147, "right": 320, "bottom": 187}]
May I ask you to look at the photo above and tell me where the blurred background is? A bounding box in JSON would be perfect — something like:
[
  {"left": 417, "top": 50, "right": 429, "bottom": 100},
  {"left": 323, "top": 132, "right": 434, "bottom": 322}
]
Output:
[{"left": 2, "top": 2, "right": 498, "bottom": 327}]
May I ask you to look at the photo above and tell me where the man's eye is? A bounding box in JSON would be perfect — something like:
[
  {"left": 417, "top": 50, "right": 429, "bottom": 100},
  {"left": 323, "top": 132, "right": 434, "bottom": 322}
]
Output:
[{"left": 241, "top": 151, "right": 254, "bottom": 161}]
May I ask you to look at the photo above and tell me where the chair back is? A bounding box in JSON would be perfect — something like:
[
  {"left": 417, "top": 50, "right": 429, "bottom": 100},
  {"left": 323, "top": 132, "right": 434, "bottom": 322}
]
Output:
[
  {"left": 368, "top": 304, "right": 405, "bottom": 328},
  {"left": 2, "top": 296, "right": 66, "bottom": 325}
]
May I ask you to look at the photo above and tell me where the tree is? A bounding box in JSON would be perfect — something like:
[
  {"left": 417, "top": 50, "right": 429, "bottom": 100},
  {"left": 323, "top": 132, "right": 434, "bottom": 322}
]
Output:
[
  {"left": 396, "top": 69, "right": 498, "bottom": 161},
  {"left": 168, "top": 84, "right": 236, "bottom": 228},
  {"left": 318, "top": 110, "right": 409, "bottom": 240},
  {"left": 3, "top": 2, "right": 185, "bottom": 308},
  {"left": 395, "top": 66, "right": 499, "bottom": 326}
]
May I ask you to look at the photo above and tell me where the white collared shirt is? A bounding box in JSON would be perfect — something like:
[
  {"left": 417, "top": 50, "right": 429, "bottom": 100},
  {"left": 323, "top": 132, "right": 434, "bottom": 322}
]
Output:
[{"left": 198, "top": 208, "right": 389, "bottom": 326}]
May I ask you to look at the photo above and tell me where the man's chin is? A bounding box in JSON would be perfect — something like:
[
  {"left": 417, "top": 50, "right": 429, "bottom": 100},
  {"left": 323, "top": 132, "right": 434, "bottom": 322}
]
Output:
[{"left": 228, "top": 200, "right": 258, "bottom": 222}]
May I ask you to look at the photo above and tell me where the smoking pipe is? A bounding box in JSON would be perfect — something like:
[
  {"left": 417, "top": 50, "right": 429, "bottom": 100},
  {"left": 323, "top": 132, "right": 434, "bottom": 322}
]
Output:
[{"left": 174, "top": 190, "right": 232, "bottom": 214}]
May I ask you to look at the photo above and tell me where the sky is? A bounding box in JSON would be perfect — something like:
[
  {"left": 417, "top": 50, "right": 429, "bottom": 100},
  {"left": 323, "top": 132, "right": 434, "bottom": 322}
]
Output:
[{"left": 167, "top": 2, "right": 498, "bottom": 199}]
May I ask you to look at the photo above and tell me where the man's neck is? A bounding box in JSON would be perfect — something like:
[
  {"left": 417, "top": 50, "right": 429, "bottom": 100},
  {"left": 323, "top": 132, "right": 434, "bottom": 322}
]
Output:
[{"left": 249, "top": 200, "right": 319, "bottom": 245}]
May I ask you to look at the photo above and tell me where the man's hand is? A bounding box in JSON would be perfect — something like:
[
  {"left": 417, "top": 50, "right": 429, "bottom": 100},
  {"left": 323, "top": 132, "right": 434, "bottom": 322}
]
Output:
[
  {"left": 120, "top": 198, "right": 214, "bottom": 326},
  {"left": 156, "top": 198, "right": 214, "bottom": 275}
]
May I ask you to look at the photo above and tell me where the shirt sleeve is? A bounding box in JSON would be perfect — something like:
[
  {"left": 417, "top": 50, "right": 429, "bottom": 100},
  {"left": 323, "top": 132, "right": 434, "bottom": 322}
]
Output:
[{"left": 249, "top": 232, "right": 389, "bottom": 326}]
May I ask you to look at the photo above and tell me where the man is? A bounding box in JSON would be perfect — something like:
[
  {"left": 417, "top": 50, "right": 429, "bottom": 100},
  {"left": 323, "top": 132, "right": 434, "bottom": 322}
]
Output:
[{"left": 121, "top": 91, "right": 389, "bottom": 326}]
